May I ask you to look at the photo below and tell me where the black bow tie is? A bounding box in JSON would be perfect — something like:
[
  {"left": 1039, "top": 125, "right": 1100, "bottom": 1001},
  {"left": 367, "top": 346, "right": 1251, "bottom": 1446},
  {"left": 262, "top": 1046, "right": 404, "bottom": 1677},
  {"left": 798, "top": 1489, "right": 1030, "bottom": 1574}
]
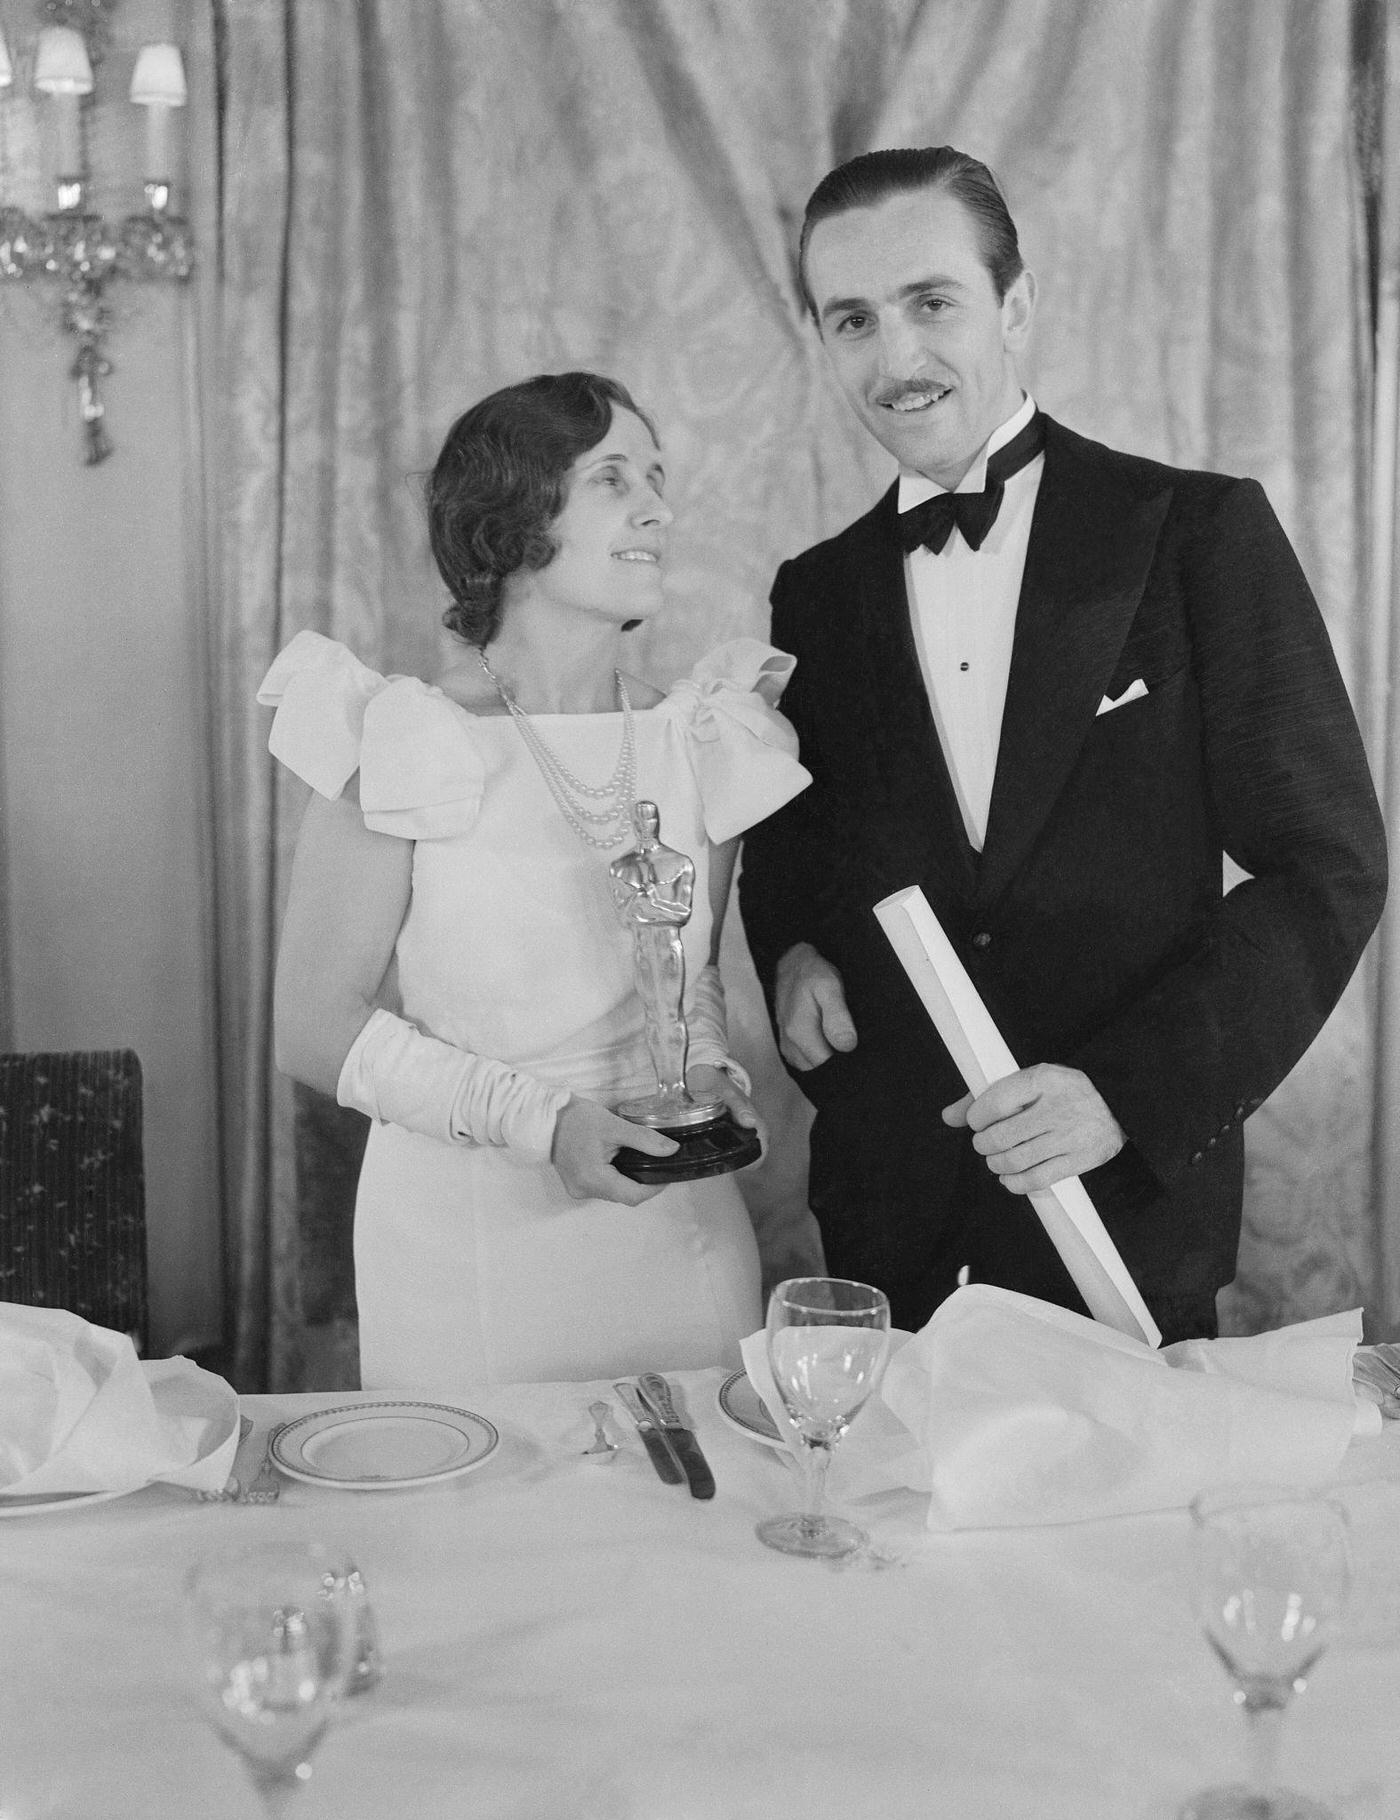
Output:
[{"left": 896, "top": 411, "right": 1046, "bottom": 555}]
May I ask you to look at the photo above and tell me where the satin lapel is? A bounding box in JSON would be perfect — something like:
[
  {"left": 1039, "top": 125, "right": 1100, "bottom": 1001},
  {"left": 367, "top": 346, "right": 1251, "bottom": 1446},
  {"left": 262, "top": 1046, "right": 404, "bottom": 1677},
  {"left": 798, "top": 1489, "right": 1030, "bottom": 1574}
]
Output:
[
  {"left": 855, "top": 489, "right": 977, "bottom": 905},
  {"left": 974, "top": 426, "right": 1173, "bottom": 914}
]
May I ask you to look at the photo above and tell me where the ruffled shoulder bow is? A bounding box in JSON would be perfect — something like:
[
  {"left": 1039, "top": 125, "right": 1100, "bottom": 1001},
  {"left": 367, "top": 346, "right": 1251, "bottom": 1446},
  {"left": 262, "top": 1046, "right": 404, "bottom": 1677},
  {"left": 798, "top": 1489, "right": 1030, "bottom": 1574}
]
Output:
[
  {"left": 257, "top": 631, "right": 485, "bottom": 839},
  {"left": 665, "top": 638, "right": 811, "bottom": 844}
]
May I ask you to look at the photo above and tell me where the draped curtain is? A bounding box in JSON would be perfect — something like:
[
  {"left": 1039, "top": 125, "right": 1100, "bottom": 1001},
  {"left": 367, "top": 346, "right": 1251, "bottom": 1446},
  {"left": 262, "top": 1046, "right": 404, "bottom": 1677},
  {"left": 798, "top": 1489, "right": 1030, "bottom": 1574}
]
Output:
[
  {"left": 1362, "top": 0, "right": 1400, "bottom": 1341},
  {"left": 209, "top": 0, "right": 1394, "bottom": 1391}
]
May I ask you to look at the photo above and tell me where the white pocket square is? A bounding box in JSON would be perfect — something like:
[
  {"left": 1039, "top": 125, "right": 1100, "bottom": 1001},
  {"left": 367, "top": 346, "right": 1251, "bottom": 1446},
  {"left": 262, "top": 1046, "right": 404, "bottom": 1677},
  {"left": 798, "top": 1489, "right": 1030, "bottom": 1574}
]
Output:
[{"left": 1096, "top": 678, "right": 1148, "bottom": 716}]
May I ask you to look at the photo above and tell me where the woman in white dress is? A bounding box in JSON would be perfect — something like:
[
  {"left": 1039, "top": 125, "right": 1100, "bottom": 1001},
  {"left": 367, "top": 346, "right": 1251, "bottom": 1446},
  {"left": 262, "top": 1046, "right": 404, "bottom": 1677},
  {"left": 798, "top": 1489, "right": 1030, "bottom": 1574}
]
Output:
[{"left": 262, "top": 372, "right": 809, "bottom": 1390}]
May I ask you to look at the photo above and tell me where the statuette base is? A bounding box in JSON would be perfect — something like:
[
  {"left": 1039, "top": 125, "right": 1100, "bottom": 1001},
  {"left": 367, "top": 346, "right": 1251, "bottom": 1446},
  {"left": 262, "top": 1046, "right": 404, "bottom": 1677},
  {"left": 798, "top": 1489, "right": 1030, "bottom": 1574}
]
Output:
[{"left": 613, "top": 1107, "right": 762, "bottom": 1184}]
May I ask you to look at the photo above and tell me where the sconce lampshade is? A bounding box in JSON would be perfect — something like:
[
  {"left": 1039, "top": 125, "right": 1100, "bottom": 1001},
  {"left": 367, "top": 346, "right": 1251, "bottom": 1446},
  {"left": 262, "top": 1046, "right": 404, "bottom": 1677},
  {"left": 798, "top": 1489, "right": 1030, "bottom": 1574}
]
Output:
[
  {"left": 34, "top": 25, "right": 94, "bottom": 95},
  {"left": 0, "top": 27, "right": 13, "bottom": 89},
  {"left": 130, "top": 43, "right": 187, "bottom": 107}
]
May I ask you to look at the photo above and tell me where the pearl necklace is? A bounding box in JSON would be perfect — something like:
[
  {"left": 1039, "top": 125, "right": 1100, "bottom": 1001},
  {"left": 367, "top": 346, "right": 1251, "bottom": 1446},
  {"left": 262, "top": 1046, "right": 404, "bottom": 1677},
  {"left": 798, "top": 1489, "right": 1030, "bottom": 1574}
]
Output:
[{"left": 476, "top": 649, "right": 638, "bottom": 850}]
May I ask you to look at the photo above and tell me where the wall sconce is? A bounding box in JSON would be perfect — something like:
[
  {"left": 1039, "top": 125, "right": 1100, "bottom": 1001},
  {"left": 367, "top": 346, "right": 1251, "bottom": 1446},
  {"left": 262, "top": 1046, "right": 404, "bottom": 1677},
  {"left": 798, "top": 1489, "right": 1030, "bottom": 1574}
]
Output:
[{"left": 0, "top": 1, "right": 193, "bottom": 465}]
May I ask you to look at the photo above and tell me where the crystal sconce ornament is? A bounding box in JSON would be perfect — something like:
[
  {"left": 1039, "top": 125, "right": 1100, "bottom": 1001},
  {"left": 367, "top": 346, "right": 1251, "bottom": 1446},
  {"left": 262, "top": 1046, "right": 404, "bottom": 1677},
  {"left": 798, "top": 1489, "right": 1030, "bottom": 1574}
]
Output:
[{"left": 0, "top": 2, "right": 194, "bottom": 464}]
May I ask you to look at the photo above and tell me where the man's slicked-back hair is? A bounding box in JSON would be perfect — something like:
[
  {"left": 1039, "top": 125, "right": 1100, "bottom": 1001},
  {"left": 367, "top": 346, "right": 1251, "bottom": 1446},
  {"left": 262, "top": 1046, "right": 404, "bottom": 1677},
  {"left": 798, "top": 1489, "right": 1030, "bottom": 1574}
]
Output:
[{"left": 797, "top": 146, "right": 1024, "bottom": 318}]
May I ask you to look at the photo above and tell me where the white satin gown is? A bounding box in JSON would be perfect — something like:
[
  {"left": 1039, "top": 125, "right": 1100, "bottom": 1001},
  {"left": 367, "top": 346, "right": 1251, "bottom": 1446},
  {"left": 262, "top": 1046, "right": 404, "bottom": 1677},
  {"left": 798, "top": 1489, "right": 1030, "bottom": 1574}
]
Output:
[{"left": 260, "top": 632, "right": 809, "bottom": 1390}]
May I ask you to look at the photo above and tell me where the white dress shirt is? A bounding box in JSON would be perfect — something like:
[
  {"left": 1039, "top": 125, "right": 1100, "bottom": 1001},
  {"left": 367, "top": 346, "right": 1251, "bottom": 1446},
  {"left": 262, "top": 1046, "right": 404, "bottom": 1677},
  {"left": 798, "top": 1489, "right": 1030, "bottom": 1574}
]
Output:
[{"left": 898, "top": 393, "right": 1043, "bottom": 851}]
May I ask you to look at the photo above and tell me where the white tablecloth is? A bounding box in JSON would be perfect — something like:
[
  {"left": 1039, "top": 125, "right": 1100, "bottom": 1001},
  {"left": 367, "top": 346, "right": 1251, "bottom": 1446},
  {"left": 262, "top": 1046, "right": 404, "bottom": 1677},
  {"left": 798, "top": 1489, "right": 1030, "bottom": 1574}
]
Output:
[{"left": 6, "top": 1368, "right": 1400, "bottom": 1820}]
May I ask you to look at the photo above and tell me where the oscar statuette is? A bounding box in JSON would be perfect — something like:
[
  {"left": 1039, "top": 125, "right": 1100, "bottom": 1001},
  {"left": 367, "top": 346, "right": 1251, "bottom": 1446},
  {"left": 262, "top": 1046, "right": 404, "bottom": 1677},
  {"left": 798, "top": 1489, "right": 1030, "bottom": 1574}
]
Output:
[{"left": 608, "top": 802, "right": 761, "bottom": 1184}]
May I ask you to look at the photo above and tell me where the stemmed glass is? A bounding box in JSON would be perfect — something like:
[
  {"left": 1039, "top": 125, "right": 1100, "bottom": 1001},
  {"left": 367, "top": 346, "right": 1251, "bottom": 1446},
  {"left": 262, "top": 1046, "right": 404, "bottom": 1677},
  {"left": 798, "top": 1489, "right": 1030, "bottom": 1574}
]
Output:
[
  {"left": 756, "top": 1275, "right": 892, "bottom": 1560},
  {"left": 1182, "top": 1485, "right": 1350, "bottom": 1820},
  {"left": 183, "top": 1541, "right": 357, "bottom": 1816}
]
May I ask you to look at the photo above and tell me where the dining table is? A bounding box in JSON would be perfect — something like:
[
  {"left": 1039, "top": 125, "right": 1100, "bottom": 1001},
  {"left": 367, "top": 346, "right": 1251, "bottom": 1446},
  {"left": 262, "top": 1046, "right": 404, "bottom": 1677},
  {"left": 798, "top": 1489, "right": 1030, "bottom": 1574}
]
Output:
[{"left": 6, "top": 1363, "right": 1400, "bottom": 1820}]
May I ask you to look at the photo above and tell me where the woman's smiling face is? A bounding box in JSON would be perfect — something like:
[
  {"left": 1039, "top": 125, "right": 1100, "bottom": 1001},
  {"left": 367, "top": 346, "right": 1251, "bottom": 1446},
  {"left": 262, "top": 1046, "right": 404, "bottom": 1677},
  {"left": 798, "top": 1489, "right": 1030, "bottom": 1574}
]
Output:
[{"left": 529, "top": 407, "right": 673, "bottom": 626}]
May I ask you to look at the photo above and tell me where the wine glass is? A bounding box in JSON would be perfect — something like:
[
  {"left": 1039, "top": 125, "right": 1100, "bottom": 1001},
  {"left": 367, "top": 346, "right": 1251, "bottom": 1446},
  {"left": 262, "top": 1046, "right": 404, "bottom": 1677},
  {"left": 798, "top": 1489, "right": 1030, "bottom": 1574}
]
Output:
[
  {"left": 1182, "top": 1485, "right": 1350, "bottom": 1820},
  {"left": 184, "top": 1541, "right": 357, "bottom": 1817},
  {"left": 756, "top": 1275, "right": 892, "bottom": 1559}
]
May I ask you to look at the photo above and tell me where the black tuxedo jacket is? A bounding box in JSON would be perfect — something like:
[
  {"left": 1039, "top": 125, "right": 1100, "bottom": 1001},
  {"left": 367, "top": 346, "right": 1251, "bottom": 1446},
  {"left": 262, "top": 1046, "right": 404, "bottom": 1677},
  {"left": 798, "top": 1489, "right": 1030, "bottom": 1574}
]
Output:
[{"left": 740, "top": 415, "right": 1387, "bottom": 1338}]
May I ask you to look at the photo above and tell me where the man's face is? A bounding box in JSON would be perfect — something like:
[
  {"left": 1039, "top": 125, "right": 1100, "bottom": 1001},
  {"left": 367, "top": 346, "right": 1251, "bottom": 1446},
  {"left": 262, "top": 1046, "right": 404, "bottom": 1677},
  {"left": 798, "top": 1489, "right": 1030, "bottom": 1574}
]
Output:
[{"left": 805, "top": 187, "right": 1035, "bottom": 490}]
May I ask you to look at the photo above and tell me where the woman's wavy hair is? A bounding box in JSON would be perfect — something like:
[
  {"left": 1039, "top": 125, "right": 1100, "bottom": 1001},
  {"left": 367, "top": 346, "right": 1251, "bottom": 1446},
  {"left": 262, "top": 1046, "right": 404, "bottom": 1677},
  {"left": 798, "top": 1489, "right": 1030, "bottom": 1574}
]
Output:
[{"left": 426, "top": 371, "right": 657, "bottom": 647}]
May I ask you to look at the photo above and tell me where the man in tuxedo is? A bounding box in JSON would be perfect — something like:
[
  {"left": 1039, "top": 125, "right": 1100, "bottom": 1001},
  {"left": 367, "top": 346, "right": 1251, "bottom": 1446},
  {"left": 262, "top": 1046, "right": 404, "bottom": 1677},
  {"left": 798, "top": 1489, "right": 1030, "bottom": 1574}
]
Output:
[{"left": 739, "top": 146, "right": 1387, "bottom": 1343}]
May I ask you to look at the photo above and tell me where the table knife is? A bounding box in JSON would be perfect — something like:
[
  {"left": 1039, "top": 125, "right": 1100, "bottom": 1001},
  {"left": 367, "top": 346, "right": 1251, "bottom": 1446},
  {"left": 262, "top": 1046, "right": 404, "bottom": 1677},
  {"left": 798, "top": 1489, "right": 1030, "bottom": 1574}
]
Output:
[
  {"left": 637, "top": 1373, "right": 715, "bottom": 1500},
  {"left": 613, "top": 1381, "right": 685, "bottom": 1486}
]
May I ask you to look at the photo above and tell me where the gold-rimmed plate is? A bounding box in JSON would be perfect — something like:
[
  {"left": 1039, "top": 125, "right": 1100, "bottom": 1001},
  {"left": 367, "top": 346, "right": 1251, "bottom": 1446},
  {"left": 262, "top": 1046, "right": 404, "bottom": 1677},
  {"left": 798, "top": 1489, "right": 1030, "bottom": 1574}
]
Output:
[
  {"left": 270, "top": 1400, "right": 499, "bottom": 1489},
  {"left": 717, "top": 1371, "right": 785, "bottom": 1449}
]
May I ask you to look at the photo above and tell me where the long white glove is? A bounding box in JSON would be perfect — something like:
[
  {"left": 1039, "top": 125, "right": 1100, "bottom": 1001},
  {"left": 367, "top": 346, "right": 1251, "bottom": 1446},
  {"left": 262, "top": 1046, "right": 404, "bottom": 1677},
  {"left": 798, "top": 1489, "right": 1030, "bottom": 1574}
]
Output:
[
  {"left": 337, "top": 1008, "right": 571, "bottom": 1156},
  {"left": 684, "top": 964, "right": 752, "bottom": 1095}
]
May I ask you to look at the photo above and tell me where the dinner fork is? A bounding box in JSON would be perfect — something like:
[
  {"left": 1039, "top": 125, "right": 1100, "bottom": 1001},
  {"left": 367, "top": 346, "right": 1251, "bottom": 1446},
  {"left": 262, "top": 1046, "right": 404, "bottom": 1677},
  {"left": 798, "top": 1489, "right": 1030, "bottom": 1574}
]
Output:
[{"left": 241, "top": 1428, "right": 282, "bottom": 1503}]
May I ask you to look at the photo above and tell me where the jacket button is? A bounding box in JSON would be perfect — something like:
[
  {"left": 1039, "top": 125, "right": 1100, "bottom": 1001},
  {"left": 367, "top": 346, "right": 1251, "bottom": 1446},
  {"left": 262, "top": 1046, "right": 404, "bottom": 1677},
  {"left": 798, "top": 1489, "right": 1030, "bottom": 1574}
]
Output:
[{"left": 971, "top": 931, "right": 992, "bottom": 950}]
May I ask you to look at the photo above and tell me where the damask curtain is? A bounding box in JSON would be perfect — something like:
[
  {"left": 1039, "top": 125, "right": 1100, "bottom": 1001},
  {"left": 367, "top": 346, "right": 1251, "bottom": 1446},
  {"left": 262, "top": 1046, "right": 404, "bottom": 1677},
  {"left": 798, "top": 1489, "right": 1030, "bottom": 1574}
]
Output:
[
  {"left": 1362, "top": 0, "right": 1400, "bottom": 1339},
  {"left": 208, "top": 0, "right": 1391, "bottom": 1390}
]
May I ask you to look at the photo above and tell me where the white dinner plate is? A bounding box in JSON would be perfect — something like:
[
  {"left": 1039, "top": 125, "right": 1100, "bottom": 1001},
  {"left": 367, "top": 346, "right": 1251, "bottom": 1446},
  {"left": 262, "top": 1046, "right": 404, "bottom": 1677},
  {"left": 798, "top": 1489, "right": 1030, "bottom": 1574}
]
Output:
[
  {"left": 717, "top": 1371, "right": 786, "bottom": 1449},
  {"left": 269, "top": 1400, "right": 500, "bottom": 1489},
  {"left": 0, "top": 1484, "right": 135, "bottom": 1519}
]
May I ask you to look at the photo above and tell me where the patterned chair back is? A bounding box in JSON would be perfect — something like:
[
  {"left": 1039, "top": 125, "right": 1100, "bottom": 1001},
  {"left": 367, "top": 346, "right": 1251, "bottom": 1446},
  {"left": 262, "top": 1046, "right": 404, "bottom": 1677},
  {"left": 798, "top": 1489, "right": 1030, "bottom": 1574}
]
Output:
[{"left": 0, "top": 1050, "right": 148, "bottom": 1352}]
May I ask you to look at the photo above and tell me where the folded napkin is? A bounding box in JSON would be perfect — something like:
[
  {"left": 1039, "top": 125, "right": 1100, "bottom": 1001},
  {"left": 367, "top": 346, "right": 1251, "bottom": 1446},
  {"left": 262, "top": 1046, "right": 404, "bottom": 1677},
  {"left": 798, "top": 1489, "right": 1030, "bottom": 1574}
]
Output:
[
  {"left": 0, "top": 1302, "right": 238, "bottom": 1498},
  {"left": 742, "top": 1285, "right": 1376, "bottom": 1531}
]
